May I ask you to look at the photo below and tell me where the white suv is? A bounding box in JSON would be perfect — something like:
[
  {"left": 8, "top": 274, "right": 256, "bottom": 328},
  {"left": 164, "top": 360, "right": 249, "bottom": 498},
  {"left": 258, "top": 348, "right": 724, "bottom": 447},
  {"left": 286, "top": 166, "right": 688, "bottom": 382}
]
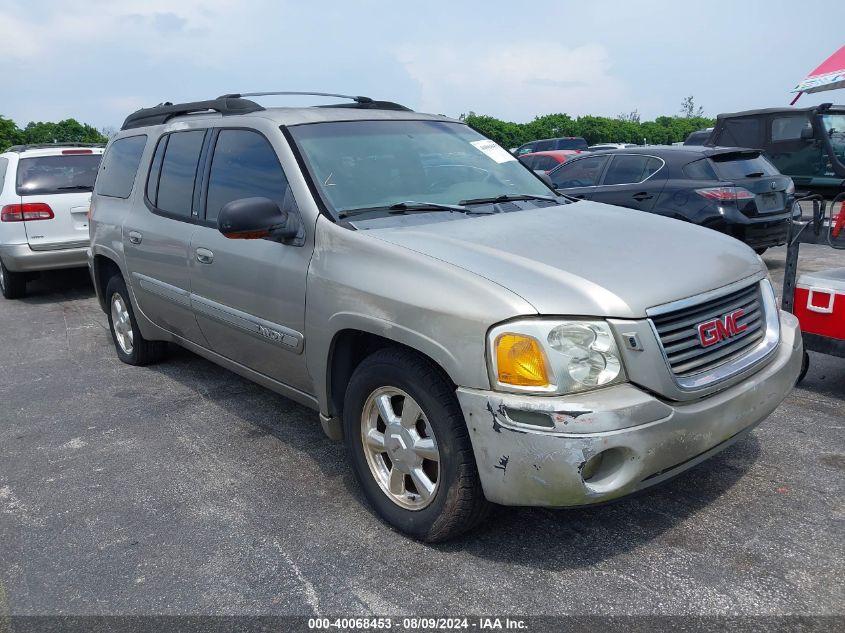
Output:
[{"left": 0, "top": 143, "right": 104, "bottom": 298}]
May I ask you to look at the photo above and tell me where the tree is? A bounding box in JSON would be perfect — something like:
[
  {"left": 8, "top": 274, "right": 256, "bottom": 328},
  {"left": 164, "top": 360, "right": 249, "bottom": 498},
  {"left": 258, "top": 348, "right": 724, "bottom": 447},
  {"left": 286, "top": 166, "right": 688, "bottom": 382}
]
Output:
[
  {"left": 680, "top": 95, "right": 704, "bottom": 118},
  {"left": 616, "top": 109, "right": 640, "bottom": 123},
  {"left": 22, "top": 119, "right": 107, "bottom": 144},
  {"left": 0, "top": 116, "right": 23, "bottom": 150}
]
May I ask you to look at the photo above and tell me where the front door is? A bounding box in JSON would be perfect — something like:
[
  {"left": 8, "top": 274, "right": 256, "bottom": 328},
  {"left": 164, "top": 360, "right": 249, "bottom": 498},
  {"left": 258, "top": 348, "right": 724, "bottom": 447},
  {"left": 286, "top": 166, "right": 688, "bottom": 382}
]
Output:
[
  {"left": 548, "top": 154, "right": 609, "bottom": 199},
  {"left": 187, "top": 128, "right": 311, "bottom": 392}
]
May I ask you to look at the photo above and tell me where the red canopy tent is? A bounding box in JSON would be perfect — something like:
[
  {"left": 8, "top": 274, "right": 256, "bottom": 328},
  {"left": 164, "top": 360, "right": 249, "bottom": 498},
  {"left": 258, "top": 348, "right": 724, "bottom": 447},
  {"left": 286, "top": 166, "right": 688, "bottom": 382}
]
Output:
[{"left": 791, "top": 44, "right": 845, "bottom": 105}]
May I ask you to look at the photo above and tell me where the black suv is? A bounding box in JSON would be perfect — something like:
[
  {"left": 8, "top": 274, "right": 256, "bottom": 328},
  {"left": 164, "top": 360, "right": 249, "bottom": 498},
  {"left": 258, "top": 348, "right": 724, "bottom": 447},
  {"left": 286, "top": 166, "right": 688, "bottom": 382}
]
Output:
[
  {"left": 514, "top": 136, "right": 589, "bottom": 155},
  {"left": 706, "top": 104, "right": 845, "bottom": 196},
  {"left": 548, "top": 146, "right": 796, "bottom": 252}
]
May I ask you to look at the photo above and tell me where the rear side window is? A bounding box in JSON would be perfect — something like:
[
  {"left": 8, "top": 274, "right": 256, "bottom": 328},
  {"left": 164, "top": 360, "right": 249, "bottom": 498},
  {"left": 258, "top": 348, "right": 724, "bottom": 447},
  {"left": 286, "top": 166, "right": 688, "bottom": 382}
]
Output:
[
  {"left": 205, "top": 129, "right": 290, "bottom": 223},
  {"left": 550, "top": 155, "right": 609, "bottom": 188},
  {"left": 711, "top": 154, "right": 779, "bottom": 180},
  {"left": 683, "top": 158, "right": 719, "bottom": 180},
  {"left": 603, "top": 155, "right": 661, "bottom": 185},
  {"left": 0, "top": 157, "right": 7, "bottom": 195},
  {"left": 155, "top": 130, "right": 205, "bottom": 218},
  {"left": 95, "top": 136, "right": 146, "bottom": 198},
  {"left": 717, "top": 119, "right": 763, "bottom": 148},
  {"left": 771, "top": 116, "right": 812, "bottom": 142},
  {"left": 555, "top": 138, "right": 589, "bottom": 151},
  {"left": 18, "top": 153, "right": 102, "bottom": 196},
  {"left": 534, "top": 140, "right": 555, "bottom": 152}
]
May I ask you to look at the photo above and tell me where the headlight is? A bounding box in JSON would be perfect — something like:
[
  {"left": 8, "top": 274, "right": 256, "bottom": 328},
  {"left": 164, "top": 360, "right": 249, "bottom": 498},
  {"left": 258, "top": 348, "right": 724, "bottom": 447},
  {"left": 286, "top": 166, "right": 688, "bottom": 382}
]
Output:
[{"left": 488, "top": 319, "right": 627, "bottom": 395}]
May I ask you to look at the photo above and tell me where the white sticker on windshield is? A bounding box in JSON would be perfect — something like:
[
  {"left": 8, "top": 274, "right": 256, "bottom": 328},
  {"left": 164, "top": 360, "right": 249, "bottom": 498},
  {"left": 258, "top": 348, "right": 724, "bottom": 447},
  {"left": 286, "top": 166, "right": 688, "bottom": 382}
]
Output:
[{"left": 470, "top": 139, "right": 516, "bottom": 164}]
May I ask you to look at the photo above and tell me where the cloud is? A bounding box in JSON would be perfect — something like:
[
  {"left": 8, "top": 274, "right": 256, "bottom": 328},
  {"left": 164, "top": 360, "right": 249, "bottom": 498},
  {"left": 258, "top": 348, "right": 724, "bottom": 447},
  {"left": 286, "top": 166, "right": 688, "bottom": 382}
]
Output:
[{"left": 397, "top": 42, "right": 629, "bottom": 121}]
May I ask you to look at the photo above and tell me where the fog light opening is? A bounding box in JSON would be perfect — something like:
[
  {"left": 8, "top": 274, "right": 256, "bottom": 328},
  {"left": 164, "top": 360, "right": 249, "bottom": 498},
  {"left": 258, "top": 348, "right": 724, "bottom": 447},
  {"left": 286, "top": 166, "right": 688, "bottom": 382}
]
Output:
[{"left": 581, "top": 447, "right": 631, "bottom": 489}]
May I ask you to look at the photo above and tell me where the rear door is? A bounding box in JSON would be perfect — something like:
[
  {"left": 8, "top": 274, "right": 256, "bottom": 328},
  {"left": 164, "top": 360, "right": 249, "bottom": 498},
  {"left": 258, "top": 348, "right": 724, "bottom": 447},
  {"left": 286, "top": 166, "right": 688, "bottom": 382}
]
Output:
[
  {"left": 16, "top": 150, "right": 102, "bottom": 250},
  {"left": 589, "top": 154, "right": 666, "bottom": 211},
  {"left": 548, "top": 154, "right": 610, "bottom": 199},
  {"left": 122, "top": 129, "right": 207, "bottom": 344}
]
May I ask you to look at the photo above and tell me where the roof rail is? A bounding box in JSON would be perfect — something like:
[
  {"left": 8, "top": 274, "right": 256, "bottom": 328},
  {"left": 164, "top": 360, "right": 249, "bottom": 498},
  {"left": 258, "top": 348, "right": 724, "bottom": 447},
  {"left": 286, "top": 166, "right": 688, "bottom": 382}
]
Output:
[
  {"left": 218, "top": 91, "right": 413, "bottom": 111},
  {"left": 4, "top": 142, "right": 105, "bottom": 153},
  {"left": 120, "top": 97, "right": 265, "bottom": 130}
]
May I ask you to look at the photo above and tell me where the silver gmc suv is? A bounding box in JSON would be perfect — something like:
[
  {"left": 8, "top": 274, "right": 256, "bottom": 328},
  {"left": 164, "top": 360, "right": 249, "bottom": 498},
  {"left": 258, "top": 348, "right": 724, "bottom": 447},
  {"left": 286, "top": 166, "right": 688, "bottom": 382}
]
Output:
[{"left": 89, "top": 92, "right": 803, "bottom": 541}]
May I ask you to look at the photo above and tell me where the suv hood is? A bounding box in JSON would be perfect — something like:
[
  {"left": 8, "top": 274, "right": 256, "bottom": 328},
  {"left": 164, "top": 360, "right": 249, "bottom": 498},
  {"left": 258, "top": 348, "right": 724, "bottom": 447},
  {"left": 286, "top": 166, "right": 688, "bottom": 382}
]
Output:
[{"left": 366, "top": 202, "right": 763, "bottom": 318}]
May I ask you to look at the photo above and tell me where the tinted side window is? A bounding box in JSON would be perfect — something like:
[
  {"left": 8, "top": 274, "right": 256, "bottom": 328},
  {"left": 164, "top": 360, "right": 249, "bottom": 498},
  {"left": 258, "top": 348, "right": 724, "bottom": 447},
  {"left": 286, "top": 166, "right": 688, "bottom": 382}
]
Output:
[
  {"left": 0, "top": 157, "right": 7, "bottom": 195},
  {"left": 534, "top": 140, "right": 555, "bottom": 152},
  {"left": 771, "top": 116, "right": 812, "bottom": 142},
  {"left": 518, "top": 156, "right": 535, "bottom": 170},
  {"left": 205, "top": 129, "right": 290, "bottom": 223},
  {"left": 603, "top": 155, "right": 654, "bottom": 185},
  {"left": 95, "top": 135, "right": 147, "bottom": 199},
  {"left": 550, "top": 156, "right": 608, "bottom": 188},
  {"left": 717, "top": 119, "right": 763, "bottom": 148},
  {"left": 156, "top": 130, "right": 205, "bottom": 217},
  {"left": 683, "top": 158, "right": 719, "bottom": 180}
]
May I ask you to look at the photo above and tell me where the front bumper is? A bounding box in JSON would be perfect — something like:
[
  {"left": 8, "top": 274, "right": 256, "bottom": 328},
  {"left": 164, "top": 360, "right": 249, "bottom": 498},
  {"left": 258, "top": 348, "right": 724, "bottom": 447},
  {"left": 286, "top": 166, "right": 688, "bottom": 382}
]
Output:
[
  {"left": 457, "top": 310, "right": 802, "bottom": 507},
  {"left": 0, "top": 243, "right": 89, "bottom": 272}
]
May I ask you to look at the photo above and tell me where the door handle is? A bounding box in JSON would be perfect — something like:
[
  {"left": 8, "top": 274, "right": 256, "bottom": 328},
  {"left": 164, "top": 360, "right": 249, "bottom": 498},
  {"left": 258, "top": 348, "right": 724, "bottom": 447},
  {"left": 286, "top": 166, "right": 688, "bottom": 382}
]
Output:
[
  {"left": 195, "top": 248, "right": 214, "bottom": 264},
  {"left": 127, "top": 231, "right": 142, "bottom": 244},
  {"left": 632, "top": 193, "right": 653, "bottom": 202}
]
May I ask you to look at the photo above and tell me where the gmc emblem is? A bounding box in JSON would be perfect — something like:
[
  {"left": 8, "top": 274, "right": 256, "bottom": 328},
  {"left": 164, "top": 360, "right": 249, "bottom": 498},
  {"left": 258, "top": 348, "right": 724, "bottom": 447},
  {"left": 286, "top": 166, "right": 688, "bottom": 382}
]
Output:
[{"left": 697, "top": 309, "right": 747, "bottom": 347}]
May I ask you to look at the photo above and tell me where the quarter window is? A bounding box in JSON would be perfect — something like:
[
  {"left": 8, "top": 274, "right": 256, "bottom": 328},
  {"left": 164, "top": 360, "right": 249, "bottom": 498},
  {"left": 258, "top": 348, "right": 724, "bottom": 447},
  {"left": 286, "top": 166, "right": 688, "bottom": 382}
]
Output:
[
  {"left": 550, "top": 155, "right": 609, "bottom": 188},
  {"left": 155, "top": 130, "right": 205, "bottom": 217},
  {"left": 95, "top": 135, "right": 146, "bottom": 199},
  {"left": 205, "top": 129, "right": 291, "bottom": 223},
  {"left": 0, "top": 157, "right": 7, "bottom": 195},
  {"left": 603, "top": 155, "right": 661, "bottom": 185},
  {"left": 771, "top": 116, "right": 812, "bottom": 142}
]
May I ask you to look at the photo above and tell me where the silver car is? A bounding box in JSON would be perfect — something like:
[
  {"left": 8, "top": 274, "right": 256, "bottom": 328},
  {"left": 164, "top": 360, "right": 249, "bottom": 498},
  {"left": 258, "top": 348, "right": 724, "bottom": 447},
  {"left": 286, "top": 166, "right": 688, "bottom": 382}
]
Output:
[{"left": 89, "top": 93, "right": 803, "bottom": 541}]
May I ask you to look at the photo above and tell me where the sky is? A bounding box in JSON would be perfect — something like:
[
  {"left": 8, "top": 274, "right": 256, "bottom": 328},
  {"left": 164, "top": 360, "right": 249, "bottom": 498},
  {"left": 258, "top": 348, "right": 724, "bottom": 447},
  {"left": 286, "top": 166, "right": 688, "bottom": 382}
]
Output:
[{"left": 1, "top": 0, "right": 844, "bottom": 131}]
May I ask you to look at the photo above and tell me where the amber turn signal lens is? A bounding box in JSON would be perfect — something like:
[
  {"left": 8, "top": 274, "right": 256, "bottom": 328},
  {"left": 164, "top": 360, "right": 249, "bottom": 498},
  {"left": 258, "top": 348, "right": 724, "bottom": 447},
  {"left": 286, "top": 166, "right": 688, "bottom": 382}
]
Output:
[{"left": 495, "top": 333, "right": 550, "bottom": 387}]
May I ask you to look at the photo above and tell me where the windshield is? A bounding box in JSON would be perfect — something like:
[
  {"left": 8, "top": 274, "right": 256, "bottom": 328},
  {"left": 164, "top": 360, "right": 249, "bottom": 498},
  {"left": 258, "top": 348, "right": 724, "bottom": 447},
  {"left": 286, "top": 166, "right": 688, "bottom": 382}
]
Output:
[
  {"left": 16, "top": 154, "right": 102, "bottom": 196},
  {"left": 287, "top": 120, "right": 553, "bottom": 219}
]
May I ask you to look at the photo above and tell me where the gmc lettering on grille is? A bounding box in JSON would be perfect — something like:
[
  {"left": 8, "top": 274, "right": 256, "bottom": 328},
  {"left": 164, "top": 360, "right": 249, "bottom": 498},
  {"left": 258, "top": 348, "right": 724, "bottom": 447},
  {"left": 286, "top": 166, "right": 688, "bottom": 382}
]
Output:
[{"left": 697, "top": 309, "right": 748, "bottom": 347}]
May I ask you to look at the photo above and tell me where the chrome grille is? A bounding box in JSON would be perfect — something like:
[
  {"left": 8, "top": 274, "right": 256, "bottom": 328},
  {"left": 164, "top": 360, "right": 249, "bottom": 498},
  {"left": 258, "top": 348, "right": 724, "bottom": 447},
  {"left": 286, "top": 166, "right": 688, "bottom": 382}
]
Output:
[{"left": 651, "top": 282, "right": 766, "bottom": 377}]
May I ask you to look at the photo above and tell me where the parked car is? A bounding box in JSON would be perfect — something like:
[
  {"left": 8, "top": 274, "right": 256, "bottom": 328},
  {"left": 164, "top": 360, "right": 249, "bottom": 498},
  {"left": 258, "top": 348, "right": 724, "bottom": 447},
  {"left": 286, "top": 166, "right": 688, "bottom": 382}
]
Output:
[
  {"left": 518, "top": 150, "right": 580, "bottom": 173},
  {"left": 515, "top": 136, "right": 588, "bottom": 155},
  {"left": 707, "top": 104, "right": 845, "bottom": 196},
  {"left": 0, "top": 143, "right": 104, "bottom": 298},
  {"left": 683, "top": 128, "right": 714, "bottom": 145},
  {"left": 90, "top": 93, "right": 802, "bottom": 542},
  {"left": 549, "top": 146, "right": 797, "bottom": 253},
  {"left": 588, "top": 143, "right": 638, "bottom": 151}
]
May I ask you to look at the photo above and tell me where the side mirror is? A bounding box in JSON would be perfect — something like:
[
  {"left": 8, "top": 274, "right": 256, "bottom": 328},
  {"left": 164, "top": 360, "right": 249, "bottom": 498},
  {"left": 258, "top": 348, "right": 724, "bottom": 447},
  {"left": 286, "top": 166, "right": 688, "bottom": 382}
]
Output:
[
  {"left": 217, "top": 197, "right": 299, "bottom": 240},
  {"left": 534, "top": 170, "right": 554, "bottom": 187}
]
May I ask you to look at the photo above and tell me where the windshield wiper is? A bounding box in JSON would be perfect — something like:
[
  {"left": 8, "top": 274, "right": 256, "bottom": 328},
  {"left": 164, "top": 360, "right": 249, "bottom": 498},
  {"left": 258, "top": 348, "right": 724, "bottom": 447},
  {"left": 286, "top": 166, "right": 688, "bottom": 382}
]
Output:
[
  {"left": 458, "top": 193, "right": 559, "bottom": 205},
  {"left": 56, "top": 185, "right": 93, "bottom": 191},
  {"left": 338, "top": 201, "right": 477, "bottom": 219}
]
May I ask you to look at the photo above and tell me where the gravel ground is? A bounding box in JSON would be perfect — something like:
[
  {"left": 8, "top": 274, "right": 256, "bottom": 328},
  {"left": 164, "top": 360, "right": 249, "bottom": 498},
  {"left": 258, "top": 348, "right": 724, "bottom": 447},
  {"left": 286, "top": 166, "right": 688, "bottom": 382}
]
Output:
[{"left": 0, "top": 243, "right": 842, "bottom": 624}]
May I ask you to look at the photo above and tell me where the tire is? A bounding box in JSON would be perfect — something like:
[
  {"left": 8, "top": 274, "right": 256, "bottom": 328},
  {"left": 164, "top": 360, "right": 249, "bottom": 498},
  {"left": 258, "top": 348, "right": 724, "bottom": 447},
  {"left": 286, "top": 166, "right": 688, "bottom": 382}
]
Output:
[
  {"left": 0, "top": 259, "right": 27, "bottom": 299},
  {"left": 797, "top": 350, "right": 810, "bottom": 384},
  {"left": 343, "top": 347, "right": 490, "bottom": 542},
  {"left": 105, "top": 274, "right": 167, "bottom": 365}
]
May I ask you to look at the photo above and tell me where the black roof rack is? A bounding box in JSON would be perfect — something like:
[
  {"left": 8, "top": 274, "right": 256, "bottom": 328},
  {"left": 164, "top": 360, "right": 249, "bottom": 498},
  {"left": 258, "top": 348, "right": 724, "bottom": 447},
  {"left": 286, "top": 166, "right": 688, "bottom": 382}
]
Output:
[
  {"left": 219, "top": 91, "right": 413, "bottom": 111},
  {"left": 120, "top": 92, "right": 414, "bottom": 131},
  {"left": 4, "top": 142, "right": 105, "bottom": 153},
  {"left": 121, "top": 97, "right": 265, "bottom": 130}
]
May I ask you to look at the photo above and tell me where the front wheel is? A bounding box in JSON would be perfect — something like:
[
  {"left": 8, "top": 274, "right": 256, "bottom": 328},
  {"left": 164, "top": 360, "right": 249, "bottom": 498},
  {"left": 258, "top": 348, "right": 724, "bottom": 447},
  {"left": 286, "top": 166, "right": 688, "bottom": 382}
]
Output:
[
  {"left": 797, "top": 350, "right": 810, "bottom": 384},
  {"left": 343, "top": 348, "right": 490, "bottom": 542}
]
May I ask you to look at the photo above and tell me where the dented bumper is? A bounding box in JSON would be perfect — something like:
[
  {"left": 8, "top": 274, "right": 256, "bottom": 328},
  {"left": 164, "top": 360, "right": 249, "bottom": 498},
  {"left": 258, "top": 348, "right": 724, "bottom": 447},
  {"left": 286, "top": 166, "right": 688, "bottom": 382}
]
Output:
[{"left": 457, "top": 311, "right": 802, "bottom": 507}]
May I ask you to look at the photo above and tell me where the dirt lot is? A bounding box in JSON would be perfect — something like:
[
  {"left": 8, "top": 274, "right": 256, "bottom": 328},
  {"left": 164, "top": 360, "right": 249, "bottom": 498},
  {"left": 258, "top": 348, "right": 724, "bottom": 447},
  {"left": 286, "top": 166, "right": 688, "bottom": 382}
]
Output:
[{"left": 0, "top": 243, "right": 842, "bottom": 622}]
